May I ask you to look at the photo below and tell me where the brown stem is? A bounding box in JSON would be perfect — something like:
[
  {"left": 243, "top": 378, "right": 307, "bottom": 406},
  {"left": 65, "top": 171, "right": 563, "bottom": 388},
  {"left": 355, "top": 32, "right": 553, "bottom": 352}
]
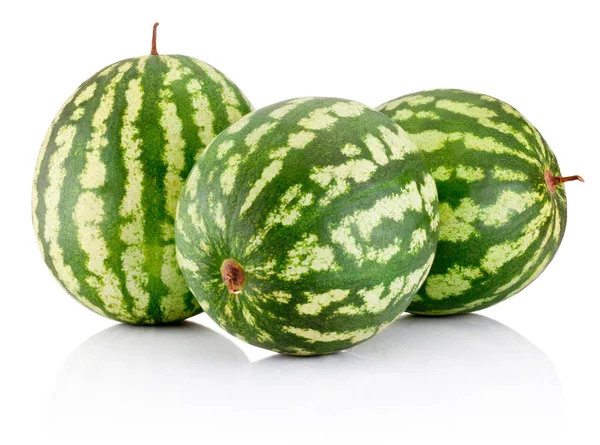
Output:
[
  {"left": 545, "top": 170, "right": 584, "bottom": 193},
  {"left": 555, "top": 175, "right": 584, "bottom": 184},
  {"left": 221, "top": 259, "right": 246, "bottom": 295},
  {"left": 151, "top": 22, "right": 159, "bottom": 55}
]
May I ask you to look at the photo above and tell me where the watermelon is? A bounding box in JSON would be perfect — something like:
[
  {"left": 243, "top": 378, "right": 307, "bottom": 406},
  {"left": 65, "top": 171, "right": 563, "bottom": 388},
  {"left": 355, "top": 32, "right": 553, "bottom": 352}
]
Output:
[
  {"left": 32, "top": 23, "right": 252, "bottom": 324},
  {"left": 377, "top": 89, "right": 582, "bottom": 315},
  {"left": 175, "top": 97, "right": 439, "bottom": 355}
]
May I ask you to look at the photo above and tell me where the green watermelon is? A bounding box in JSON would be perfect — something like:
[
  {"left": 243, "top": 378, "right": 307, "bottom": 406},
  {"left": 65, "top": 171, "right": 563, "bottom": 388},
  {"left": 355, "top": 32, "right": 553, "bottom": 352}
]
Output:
[
  {"left": 32, "top": 23, "right": 252, "bottom": 324},
  {"left": 175, "top": 97, "right": 439, "bottom": 355},
  {"left": 377, "top": 89, "right": 582, "bottom": 315}
]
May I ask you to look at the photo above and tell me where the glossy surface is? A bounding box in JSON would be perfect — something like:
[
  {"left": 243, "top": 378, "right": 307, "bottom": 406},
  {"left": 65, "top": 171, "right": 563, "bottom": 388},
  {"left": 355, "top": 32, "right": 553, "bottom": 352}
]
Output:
[{"left": 378, "top": 90, "right": 567, "bottom": 314}]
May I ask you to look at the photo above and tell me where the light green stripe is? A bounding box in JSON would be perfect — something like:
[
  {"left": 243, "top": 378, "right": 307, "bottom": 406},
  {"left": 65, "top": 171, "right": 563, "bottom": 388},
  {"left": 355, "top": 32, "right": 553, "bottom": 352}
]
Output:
[
  {"left": 43, "top": 125, "right": 81, "bottom": 297},
  {"left": 75, "top": 63, "right": 133, "bottom": 316},
  {"left": 160, "top": 245, "right": 190, "bottom": 318},
  {"left": 192, "top": 58, "right": 243, "bottom": 122},
  {"left": 119, "top": 70, "right": 149, "bottom": 320},
  {"left": 239, "top": 160, "right": 283, "bottom": 215},
  {"left": 187, "top": 78, "right": 215, "bottom": 152}
]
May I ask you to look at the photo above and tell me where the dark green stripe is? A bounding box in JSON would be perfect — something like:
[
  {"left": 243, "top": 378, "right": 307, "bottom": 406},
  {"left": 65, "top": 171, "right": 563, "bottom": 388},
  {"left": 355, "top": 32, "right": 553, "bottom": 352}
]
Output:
[
  {"left": 57, "top": 63, "right": 130, "bottom": 316},
  {"left": 165, "top": 56, "right": 205, "bottom": 178},
  {"left": 385, "top": 89, "right": 542, "bottom": 158},
  {"left": 139, "top": 55, "right": 170, "bottom": 323},
  {"left": 176, "top": 56, "right": 230, "bottom": 142},
  {"left": 34, "top": 76, "right": 97, "bottom": 274},
  {"left": 101, "top": 61, "right": 138, "bottom": 317},
  {"left": 229, "top": 79, "right": 253, "bottom": 113}
]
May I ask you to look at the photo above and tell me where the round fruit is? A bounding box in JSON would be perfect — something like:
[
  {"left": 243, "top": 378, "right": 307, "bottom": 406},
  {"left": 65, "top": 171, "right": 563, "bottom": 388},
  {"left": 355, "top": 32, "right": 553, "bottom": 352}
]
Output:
[
  {"left": 32, "top": 24, "right": 252, "bottom": 324},
  {"left": 377, "top": 89, "right": 582, "bottom": 315},
  {"left": 175, "top": 97, "right": 439, "bottom": 355}
]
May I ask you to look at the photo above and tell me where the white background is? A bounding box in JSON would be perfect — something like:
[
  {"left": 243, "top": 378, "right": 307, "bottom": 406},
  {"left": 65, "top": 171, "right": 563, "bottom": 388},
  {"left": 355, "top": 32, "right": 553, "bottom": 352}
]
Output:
[{"left": 1, "top": 1, "right": 598, "bottom": 444}]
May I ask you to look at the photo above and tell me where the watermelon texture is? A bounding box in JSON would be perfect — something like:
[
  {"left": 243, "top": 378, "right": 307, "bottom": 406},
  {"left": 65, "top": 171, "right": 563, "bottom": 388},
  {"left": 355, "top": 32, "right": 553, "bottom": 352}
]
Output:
[
  {"left": 32, "top": 52, "right": 252, "bottom": 324},
  {"left": 377, "top": 89, "right": 577, "bottom": 315},
  {"left": 175, "top": 97, "right": 439, "bottom": 355}
]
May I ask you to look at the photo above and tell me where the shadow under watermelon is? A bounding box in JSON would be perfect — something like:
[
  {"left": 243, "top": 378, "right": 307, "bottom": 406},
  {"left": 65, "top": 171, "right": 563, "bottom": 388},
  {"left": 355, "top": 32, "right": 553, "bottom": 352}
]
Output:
[
  {"left": 48, "top": 321, "right": 249, "bottom": 442},
  {"left": 48, "top": 314, "right": 562, "bottom": 444},
  {"left": 233, "top": 314, "right": 563, "bottom": 444}
]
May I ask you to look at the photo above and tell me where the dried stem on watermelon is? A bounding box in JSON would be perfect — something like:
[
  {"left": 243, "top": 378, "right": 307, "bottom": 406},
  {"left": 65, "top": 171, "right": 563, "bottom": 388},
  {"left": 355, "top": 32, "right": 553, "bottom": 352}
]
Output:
[
  {"left": 221, "top": 259, "right": 246, "bottom": 295},
  {"left": 151, "top": 22, "right": 159, "bottom": 55},
  {"left": 545, "top": 170, "right": 584, "bottom": 193}
]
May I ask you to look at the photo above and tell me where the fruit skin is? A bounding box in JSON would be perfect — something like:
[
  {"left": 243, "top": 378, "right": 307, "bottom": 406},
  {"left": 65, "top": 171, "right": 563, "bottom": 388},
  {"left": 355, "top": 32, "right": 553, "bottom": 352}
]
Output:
[
  {"left": 377, "top": 89, "right": 567, "bottom": 315},
  {"left": 175, "top": 97, "right": 439, "bottom": 355},
  {"left": 32, "top": 55, "right": 252, "bottom": 324}
]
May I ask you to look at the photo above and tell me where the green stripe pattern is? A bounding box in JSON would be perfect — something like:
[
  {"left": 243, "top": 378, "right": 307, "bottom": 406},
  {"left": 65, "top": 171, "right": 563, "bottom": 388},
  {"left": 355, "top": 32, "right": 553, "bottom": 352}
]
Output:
[
  {"left": 377, "top": 89, "right": 567, "bottom": 315},
  {"left": 32, "top": 55, "right": 252, "bottom": 324},
  {"left": 175, "top": 97, "right": 439, "bottom": 355}
]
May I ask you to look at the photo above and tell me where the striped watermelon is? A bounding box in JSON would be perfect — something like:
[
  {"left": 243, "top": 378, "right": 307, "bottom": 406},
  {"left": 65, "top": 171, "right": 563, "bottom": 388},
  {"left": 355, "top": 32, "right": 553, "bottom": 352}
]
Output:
[
  {"left": 377, "top": 89, "right": 582, "bottom": 315},
  {"left": 32, "top": 24, "right": 252, "bottom": 324},
  {"left": 175, "top": 97, "right": 439, "bottom": 355}
]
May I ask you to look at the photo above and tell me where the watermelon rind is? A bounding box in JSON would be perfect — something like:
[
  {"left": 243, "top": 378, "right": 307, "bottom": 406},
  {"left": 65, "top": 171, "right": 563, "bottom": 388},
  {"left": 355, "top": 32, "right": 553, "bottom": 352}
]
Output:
[
  {"left": 377, "top": 89, "right": 568, "bottom": 315},
  {"left": 176, "top": 97, "right": 439, "bottom": 354},
  {"left": 32, "top": 54, "right": 252, "bottom": 324}
]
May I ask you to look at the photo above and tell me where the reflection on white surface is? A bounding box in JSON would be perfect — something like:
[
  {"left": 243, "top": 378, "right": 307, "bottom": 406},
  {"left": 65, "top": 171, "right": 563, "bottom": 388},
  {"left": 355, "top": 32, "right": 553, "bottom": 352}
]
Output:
[
  {"left": 49, "top": 315, "right": 562, "bottom": 444},
  {"left": 237, "top": 314, "right": 563, "bottom": 443},
  {"left": 49, "top": 322, "right": 249, "bottom": 442}
]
